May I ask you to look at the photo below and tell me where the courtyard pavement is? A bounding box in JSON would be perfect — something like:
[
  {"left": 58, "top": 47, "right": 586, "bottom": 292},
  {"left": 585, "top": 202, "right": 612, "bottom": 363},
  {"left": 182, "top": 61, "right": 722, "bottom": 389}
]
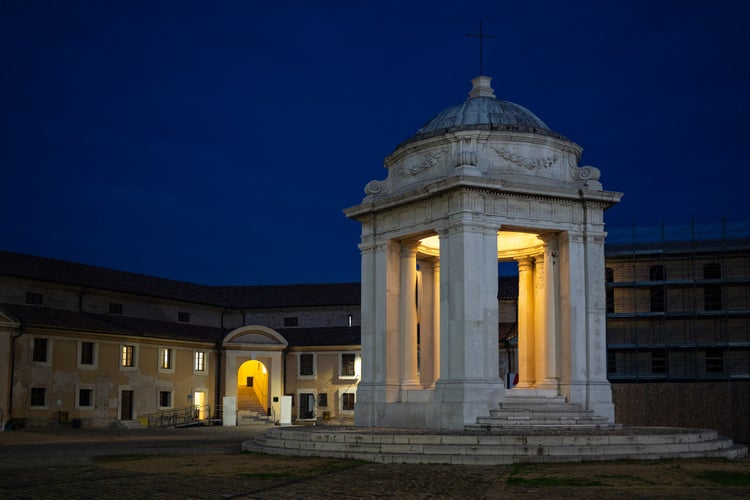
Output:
[{"left": 1, "top": 424, "right": 748, "bottom": 499}]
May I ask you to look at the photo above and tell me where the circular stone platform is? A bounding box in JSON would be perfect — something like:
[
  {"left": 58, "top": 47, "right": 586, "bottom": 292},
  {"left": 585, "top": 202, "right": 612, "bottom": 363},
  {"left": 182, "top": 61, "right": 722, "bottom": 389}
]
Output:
[{"left": 243, "top": 426, "right": 748, "bottom": 465}]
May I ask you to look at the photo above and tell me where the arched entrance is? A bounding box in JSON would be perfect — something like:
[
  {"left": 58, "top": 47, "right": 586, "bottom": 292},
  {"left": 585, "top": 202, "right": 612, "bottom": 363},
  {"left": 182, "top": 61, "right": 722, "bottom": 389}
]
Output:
[
  {"left": 222, "top": 325, "right": 287, "bottom": 426},
  {"left": 237, "top": 359, "right": 269, "bottom": 416}
]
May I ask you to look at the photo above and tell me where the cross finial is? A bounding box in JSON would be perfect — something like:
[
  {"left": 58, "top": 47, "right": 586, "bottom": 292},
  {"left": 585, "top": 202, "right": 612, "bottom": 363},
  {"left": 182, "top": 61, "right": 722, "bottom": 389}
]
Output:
[{"left": 466, "top": 21, "right": 496, "bottom": 76}]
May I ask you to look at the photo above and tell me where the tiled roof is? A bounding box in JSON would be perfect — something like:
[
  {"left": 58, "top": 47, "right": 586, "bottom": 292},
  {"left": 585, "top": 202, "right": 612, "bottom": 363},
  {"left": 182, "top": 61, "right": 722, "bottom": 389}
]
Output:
[
  {"left": 0, "top": 303, "right": 225, "bottom": 343},
  {"left": 214, "top": 283, "right": 361, "bottom": 309},
  {"left": 0, "top": 250, "right": 360, "bottom": 308},
  {"left": 277, "top": 326, "right": 361, "bottom": 347},
  {"left": 498, "top": 276, "right": 519, "bottom": 300}
]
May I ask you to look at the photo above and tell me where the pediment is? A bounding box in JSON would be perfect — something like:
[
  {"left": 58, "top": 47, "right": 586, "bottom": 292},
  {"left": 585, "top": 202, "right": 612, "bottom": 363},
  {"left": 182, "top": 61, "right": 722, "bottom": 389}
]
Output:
[{"left": 223, "top": 325, "right": 288, "bottom": 347}]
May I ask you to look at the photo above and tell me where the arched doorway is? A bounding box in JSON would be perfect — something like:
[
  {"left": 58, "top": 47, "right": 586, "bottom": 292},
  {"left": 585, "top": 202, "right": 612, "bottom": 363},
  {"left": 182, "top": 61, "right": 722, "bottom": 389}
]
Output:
[
  {"left": 237, "top": 359, "right": 269, "bottom": 416},
  {"left": 222, "top": 325, "right": 287, "bottom": 426}
]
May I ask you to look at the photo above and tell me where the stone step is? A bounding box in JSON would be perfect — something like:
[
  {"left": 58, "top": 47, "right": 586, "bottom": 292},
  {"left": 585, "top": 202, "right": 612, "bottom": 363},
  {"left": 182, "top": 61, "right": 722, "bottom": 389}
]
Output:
[{"left": 243, "top": 427, "right": 747, "bottom": 464}]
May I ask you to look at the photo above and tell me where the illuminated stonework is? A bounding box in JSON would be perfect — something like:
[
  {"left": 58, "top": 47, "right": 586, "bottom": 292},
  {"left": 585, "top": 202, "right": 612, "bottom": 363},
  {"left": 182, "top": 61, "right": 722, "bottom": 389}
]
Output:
[{"left": 345, "top": 76, "right": 622, "bottom": 430}]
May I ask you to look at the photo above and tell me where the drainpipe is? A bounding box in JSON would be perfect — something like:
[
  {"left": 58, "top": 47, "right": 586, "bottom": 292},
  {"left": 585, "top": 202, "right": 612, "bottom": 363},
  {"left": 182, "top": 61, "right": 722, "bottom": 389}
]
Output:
[
  {"left": 215, "top": 337, "right": 223, "bottom": 419},
  {"left": 8, "top": 320, "right": 26, "bottom": 419}
]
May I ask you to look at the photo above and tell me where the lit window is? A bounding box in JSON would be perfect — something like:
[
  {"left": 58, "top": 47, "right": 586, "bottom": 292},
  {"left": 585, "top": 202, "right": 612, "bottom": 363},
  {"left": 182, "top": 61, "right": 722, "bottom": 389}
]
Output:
[
  {"left": 33, "top": 338, "right": 48, "bottom": 363},
  {"left": 160, "top": 348, "right": 173, "bottom": 370},
  {"left": 30, "top": 387, "right": 46, "bottom": 407},
  {"left": 121, "top": 345, "right": 135, "bottom": 367},
  {"left": 194, "top": 351, "right": 205, "bottom": 371}
]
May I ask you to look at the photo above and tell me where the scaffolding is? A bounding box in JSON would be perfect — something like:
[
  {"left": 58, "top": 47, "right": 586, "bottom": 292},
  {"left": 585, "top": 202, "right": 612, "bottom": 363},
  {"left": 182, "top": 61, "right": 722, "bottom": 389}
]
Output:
[{"left": 604, "top": 218, "right": 750, "bottom": 381}]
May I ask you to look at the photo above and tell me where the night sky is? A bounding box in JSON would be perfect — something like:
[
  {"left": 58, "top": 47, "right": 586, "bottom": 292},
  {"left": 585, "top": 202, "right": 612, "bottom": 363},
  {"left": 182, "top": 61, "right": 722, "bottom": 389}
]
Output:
[{"left": 2, "top": 1, "right": 749, "bottom": 285}]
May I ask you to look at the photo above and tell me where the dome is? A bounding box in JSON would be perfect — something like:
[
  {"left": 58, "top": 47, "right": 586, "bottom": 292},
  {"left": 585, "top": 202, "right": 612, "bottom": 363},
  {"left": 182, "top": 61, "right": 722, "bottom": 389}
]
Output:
[{"left": 415, "top": 76, "right": 558, "bottom": 138}]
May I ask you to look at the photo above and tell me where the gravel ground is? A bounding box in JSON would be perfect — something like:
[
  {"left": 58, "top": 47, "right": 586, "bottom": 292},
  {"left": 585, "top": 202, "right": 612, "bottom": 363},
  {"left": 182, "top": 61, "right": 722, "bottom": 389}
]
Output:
[{"left": 1, "top": 425, "right": 748, "bottom": 499}]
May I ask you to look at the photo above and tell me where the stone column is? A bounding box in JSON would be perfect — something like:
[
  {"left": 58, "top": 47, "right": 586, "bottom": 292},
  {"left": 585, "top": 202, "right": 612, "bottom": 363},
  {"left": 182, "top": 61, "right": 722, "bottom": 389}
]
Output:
[
  {"left": 533, "top": 252, "right": 547, "bottom": 386},
  {"left": 433, "top": 219, "right": 504, "bottom": 429},
  {"left": 538, "top": 234, "right": 560, "bottom": 390},
  {"left": 432, "top": 259, "right": 441, "bottom": 386},
  {"left": 418, "top": 258, "right": 438, "bottom": 388},
  {"left": 515, "top": 256, "right": 535, "bottom": 388},
  {"left": 400, "top": 243, "right": 420, "bottom": 390},
  {"left": 354, "top": 238, "right": 401, "bottom": 427}
]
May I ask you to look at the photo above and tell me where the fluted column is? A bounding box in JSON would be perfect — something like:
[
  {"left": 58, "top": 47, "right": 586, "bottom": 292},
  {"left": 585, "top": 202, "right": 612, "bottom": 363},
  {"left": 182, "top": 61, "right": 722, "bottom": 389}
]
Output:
[
  {"left": 432, "top": 259, "right": 441, "bottom": 385},
  {"left": 533, "top": 252, "right": 547, "bottom": 386},
  {"left": 515, "top": 256, "right": 535, "bottom": 388},
  {"left": 538, "top": 234, "right": 560, "bottom": 389},
  {"left": 418, "top": 258, "right": 440, "bottom": 388},
  {"left": 400, "top": 243, "right": 420, "bottom": 389}
]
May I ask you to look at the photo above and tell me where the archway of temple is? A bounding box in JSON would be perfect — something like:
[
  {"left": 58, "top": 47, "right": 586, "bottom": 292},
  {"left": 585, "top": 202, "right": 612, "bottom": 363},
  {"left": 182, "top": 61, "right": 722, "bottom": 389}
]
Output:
[
  {"left": 237, "top": 360, "right": 269, "bottom": 415},
  {"left": 417, "top": 229, "right": 559, "bottom": 393}
]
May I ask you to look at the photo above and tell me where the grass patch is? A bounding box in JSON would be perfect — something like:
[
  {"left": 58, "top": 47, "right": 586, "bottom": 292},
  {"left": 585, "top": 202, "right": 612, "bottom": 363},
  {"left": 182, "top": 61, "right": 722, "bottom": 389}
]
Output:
[
  {"left": 507, "top": 463, "right": 603, "bottom": 487},
  {"left": 694, "top": 471, "right": 750, "bottom": 487}
]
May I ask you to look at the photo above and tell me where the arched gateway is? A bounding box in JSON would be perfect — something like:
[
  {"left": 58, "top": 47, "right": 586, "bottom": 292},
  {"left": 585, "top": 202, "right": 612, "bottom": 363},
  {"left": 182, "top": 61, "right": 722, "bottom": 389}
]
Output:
[
  {"left": 222, "top": 325, "right": 286, "bottom": 425},
  {"left": 344, "top": 76, "right": 622, "bottom": 430}
]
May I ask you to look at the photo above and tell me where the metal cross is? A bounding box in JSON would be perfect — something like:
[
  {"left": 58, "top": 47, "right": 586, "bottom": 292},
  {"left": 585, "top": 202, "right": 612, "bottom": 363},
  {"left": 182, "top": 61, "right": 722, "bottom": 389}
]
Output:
[{"left": 466, "top": 21, "right": 496, "bottom": 76}]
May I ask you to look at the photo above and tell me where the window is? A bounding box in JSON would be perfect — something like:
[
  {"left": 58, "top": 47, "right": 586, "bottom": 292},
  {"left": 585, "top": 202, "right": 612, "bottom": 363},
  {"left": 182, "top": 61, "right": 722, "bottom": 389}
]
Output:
[
  {"left": 341, "top": 392, "right": 355, "bottom": 411},
  {"left": 159, "top": 391, "right": 172, "bottom": 408},
  {"left": 705, "top": 348, "right": 724, "bottom": 373},
  {"left": 605, "top": 268, "right": 615, "bottom": 314},
  {"left": 340, "top": 353, "right": 356, "bottom": 377},
  {"left": 651, "top": 350, "right": 667, "bottom": 374},
  {"left": 703, "top": 263, "right": 722, "bottom": 311},
  {"left": 109, "top": 302, "right": 123, "bottom": 314},
  {"left": 26, "top": 292, "right": 43, "bottom": 305},
  {"left": 318, "top": 393, "right": 328, "bottom": 407},
  {"left": 649, "top": 265, "right": 666, "bottom": 312},
  {"left": 121, "top": 345, "right": 135, "bottom": 367},
  {"left": 298, "top": 353, "right": 315, "bottom": 377},
  {"left": 30, "top": 388, "right": 46, "bottom": 407},
  {"left": 194, "top": 351, "right": 206, "bottom": 372},
  {"left": 159, "top": 348, "right": 173, "bottom": 370},
  {"left": 33, "top": 338, "right": 48, "bottom": 362},
  {"left": 80, "top": 342, "right": 95, "bottom": 366},
  {"left": 78, "top": 388, "right": 93, "bottom": 408},
  {"left": 178, "top": 312, "right": 190, "bottom": 323},
  {"left": 284, "top": 317, "right": 298, "bottom": 327},
  {"left": 347, "top": 314, "right": 353, "bottom": 327},
  {"left": 607, "top": 349, "right": 616, "bottom": 375}
]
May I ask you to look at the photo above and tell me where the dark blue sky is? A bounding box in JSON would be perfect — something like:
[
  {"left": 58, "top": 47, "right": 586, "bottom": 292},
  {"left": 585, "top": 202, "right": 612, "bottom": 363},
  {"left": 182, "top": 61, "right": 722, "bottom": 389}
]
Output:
[{"left": 2, "top": 1, "right": 749, "bottom": 285}]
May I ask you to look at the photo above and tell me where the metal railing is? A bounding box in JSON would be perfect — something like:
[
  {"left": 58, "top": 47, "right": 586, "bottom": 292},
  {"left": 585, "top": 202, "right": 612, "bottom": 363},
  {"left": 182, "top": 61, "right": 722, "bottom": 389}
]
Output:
[{"left": 143, "top": 404, "right": 212, "bottom": 428}]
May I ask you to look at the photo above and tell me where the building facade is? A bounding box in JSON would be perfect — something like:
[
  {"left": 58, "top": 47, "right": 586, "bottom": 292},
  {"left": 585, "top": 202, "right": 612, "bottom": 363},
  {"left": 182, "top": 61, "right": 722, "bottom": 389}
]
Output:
[
  {"left": 604, "top": 220, "right": 750, "bottom": 442},
  {"left": 0, "top": 250, "right": 361, "bottom": 428}
]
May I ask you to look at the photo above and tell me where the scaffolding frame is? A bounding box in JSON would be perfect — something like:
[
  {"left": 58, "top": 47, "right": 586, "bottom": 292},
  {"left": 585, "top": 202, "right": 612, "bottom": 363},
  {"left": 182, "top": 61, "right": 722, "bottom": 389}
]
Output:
[{"left": 605, "top": 218, "right": 750, "bottom": 382}]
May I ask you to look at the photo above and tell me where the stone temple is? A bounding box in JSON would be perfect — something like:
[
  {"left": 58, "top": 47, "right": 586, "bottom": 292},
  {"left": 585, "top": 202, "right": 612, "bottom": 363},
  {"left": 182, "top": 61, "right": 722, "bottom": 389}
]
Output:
[{"left": 344, "top": 75, "right": 622, "bottom": 430}]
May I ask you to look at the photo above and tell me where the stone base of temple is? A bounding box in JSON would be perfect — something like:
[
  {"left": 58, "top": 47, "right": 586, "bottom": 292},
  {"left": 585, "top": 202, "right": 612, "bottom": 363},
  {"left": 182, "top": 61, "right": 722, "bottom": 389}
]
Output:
[{"left": 245, "top": 426, "right": 748, "bottom": 464}]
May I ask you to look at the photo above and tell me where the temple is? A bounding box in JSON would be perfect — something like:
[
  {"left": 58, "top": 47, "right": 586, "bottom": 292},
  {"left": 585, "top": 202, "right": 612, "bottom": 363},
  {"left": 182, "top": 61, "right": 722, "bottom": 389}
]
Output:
[{"left": 345, "top": 76, "right": 622, "bottom": 429}]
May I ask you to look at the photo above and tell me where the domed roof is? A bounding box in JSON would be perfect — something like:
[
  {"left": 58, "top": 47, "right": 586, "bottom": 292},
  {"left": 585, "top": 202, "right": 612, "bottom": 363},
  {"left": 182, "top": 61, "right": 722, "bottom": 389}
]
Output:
[{"left": 415, "top": 76, "right": 558, "bottom": 138}]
